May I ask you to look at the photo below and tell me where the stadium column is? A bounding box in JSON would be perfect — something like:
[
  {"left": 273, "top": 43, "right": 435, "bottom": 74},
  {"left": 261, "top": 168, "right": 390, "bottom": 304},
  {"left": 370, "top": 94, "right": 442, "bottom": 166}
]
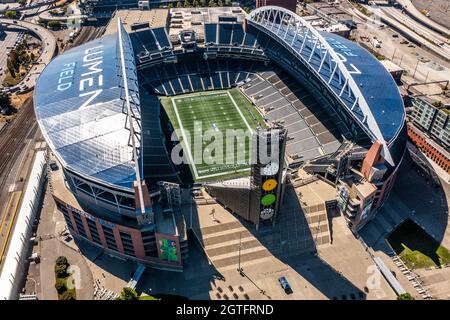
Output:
[
  {"left": 133, "top": 180, "right": 153, "bottom": 259},
  {"left": 95, "top": 220, "right": 108, "bottom": 249},
  {"left": 80, "top": 214, "right": 93, "bottom": 242}
]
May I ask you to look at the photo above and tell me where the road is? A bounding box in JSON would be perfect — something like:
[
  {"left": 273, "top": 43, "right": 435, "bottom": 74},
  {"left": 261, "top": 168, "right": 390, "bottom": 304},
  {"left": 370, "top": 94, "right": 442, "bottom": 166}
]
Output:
[
  {"left": 0, "top": 18, "right": 57, "bottom": 92},
  {"left": 397, "top": 0, "right": 450, "bottom": 38},
  {"left": 0, "top": 19, "right": 107, "bottom": 282},
  {"left": 361, "top": 5, "right": 450, "bottom": 62},
  {"left": 0, "top": 98, "right": 39, "bottom": 270},
  {"left": 0, "top": 30, "right": 23, "bottom": 83}
]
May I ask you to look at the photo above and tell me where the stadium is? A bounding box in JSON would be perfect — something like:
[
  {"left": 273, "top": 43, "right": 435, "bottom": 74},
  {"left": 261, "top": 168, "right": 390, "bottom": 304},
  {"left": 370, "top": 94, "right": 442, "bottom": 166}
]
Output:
[{"left": 33, "top": 6, "right": 406, "bottom": 270}]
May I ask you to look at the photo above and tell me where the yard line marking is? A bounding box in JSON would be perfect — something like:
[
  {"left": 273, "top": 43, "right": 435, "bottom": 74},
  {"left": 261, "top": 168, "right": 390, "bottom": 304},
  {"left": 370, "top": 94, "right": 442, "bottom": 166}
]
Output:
[
  {"left": 227, "top": 91, "right": 253, "bottom": 133},
  {"left": 171, "top": 97, "right": 199, "bottom": 179}
]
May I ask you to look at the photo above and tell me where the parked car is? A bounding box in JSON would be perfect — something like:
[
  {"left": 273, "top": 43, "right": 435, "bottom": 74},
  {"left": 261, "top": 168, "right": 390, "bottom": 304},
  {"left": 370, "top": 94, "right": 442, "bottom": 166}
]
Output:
[{"left": 278, "top": 276, "right": 293, "bottom": 294}]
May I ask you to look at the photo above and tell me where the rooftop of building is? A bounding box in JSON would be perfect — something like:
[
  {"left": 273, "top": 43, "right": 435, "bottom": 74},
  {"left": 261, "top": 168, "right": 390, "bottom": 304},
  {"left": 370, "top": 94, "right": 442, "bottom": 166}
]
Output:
[
  {"left": 380, "top": 59, "right": 405, "bottom": 73},
  {"left": 294, "top": 170, "right": 337, "bottom": 207},
  {"left": 105, "top": 8, "right": 169, "bottom": 35},
  {"left": 167, "top": 6, "right": 245, "bottom": 39}
]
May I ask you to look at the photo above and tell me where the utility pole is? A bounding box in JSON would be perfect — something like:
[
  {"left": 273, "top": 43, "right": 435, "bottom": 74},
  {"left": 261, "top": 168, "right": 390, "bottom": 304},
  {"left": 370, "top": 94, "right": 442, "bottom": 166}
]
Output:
[
  {"left": 237, "top": 232, "right": 243, "bottom": 275},
  {"left": 413, "top": 58, "right": 419, "bottom": 79}
]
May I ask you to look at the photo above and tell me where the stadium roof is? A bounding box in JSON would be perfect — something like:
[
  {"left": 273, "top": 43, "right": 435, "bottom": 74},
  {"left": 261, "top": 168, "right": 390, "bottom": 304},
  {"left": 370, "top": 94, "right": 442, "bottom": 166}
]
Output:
[
  {"left": 247, "top": 6, "right": 405, "bottom": 165},
  {"left": 34, "top": 23, "right": 142, "bottom": 191},
  {"left": 322, "top": 33, "right": 405, "bottom": 145}
]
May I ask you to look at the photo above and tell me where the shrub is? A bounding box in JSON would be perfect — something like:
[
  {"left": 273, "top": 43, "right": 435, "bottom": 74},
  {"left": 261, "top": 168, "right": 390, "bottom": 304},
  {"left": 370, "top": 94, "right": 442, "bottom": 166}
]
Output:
[
  {"left": 117, "top": 287, "right": 139, "bottom": 300},
  {"left": 60, "top": 290, "right": 76, "bottom": 300},
  {"left": 55, "top": 278, "right": 67, "bottom": 294},
  {"left": 397, "top": 293, "right": 414, "bottom": 300},
  {"left": 5, "top": 11, "right": 17, "bottom": 19}
]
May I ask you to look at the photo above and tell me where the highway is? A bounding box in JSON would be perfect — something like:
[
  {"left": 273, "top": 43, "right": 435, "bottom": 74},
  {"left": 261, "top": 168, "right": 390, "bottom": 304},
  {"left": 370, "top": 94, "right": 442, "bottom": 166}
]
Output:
[
  {"left": 381, "top": 7, "right": 450, "bottom": 49},
  {"left": 395, "top": 0, "right": 450, "bottom": 38},
  {"left": 0, "top": 18, "right": 57, "bottom": 92},
  {"left": 362, "top": 5, "right": 450, "bottom": 63}
]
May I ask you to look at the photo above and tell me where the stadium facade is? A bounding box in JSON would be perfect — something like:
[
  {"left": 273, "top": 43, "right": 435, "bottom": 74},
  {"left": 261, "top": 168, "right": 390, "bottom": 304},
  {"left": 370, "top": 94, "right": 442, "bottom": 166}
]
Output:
[{"left": 34, "top": 6, "right": 406, "bottom": 270}]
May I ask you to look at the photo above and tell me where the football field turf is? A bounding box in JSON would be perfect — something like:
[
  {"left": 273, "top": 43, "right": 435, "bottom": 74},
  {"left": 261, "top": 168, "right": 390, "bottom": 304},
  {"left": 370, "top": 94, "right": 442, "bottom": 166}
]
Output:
[{"left": 160, "top": 88, "right": 265, "bottom": 181}]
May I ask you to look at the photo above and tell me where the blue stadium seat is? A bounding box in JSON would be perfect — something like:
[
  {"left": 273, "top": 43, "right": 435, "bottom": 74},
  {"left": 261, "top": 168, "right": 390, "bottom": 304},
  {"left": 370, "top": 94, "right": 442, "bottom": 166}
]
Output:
[
  {"left": 211, "top": 73, "right": 222, "bottom": 89},
  {"left": 152, "top": 27, "right": 171, "bottom": 49},
  {"left": 218, "top": 23, "right": 233, "bottom": 45},
  {"left": 179, "top": 75, "right": 192, "bottom": 92},
  {"left": 170, "top": 78, "right": 183, "bottom": 95},
  {"left": 204, "top": 23, "right": 218, "bottom": 43},
  {"left": 231, "top": 24, "right": 245, "bottom": 46}
]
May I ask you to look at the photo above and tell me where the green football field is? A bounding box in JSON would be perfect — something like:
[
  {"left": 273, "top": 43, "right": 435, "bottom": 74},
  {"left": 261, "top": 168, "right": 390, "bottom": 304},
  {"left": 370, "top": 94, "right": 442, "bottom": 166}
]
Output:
[{"left": 160, "top": 88, "right": 266, "bottom": 181}]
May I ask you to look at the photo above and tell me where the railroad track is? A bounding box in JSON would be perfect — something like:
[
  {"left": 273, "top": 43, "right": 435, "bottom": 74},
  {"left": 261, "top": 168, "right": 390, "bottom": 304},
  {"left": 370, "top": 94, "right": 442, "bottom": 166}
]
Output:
[
  {"left": 0, "top": 20, "right": 108, "bottom": 192},
  {"left": 0, "top": 18, "right": 109, "bottom": 225},
  {"left": 0, "top": 99, "right": 37, "bottom": 192}
]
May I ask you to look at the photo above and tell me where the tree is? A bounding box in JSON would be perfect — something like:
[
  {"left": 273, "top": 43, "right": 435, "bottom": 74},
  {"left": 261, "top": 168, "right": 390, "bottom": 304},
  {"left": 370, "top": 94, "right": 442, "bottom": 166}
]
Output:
[
  {"left": 167, "top": 3, "right": 173, "bottom": 9},
  {"left": 8, "top": 50, "right": 19, "bottom": 72},
  {"left": 55, "top": 278, "right": 67, "bottom": 294},
  {"left": 397, "top": 293, "right": 414, "bottom": 300},
  {"left": 56, "top": 256, "right": 69, "bottom": 267},
  {"left": 0, "top": 93, "right": 11, "bottom": 109},
  {"left": 117, "top": 287, "right": 139, "bottom": 300},
  {"left": 47, "top": 21, "right": 61, "bottom": 30},
  {"left": 184, "top": 0, "right": 191, "bottom": 7},
  {"left": 60, "top": 290, "right": 76, "bottom": 300},
  {"left": 217, "top": 0, "right": 223, "bottom": 6},
  {"left": 54, "top": 256, "right": 69, "bottom": 278},
  {"left": 225, "top": 0, "right": 231, "bottom": 6},
  {"left": 5, "top": 11, "right": 17, "bottom": 19},
  {"left": 176, "top": 1, "right": 183, "bottom": 8},
  {"left": 54, "top": 263, "right": 68, "bottom": 278},
  {"left": 208, "top": 0, "right": 216, "bottom": 7},
  {"left": 200, "top": 0, "right": 206, "bottom": 6},
  {"left": 6, "top": 59, "right": 15, "bottom": 79}
]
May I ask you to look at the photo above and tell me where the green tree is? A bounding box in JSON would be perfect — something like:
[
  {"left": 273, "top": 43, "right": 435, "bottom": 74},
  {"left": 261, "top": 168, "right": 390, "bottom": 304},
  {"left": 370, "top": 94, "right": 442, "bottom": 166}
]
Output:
[
  {"left": 217, "top": 0, "right": 223, "bottom": 6},
  {"left": 208, "top": 0, "right": 216, "bottom": 7},
  {"left": 225, "top": 0, "right": 231, "bottom": 6},
  {"left": 54, "top": 263, "right": 68, "bottom": 278},
  {"left": 56, "top": 256, "right": 69, "bottom": 267},
  {"left": 0, "top": 93, "right": 11, "bottom": 109},
  {"left": 60, "top": 290, "right": 76, "bottom": 300},
  {"left": 5, "top": 11, "right": 17, "bottom": 19},
  {"left": 176, "top": 1, "right": 183, "bottom": 8},
  {"left": 397, "top": 293, "right": 414, "bottom": 300},
  {"left": 6, "top": 59, "right": 16, "bottom": 79},
  {"left": 184, "top": 0, "right": 191, "bottom": 7},
  {"left": 47, "top": 21, "right": 61, "bottom": 30},
  {"left": 55, "top": 278, "right": 67, "bottom": 294},
  {"left": 117, "top": 287, "right": 139, "bottom": 300},
  {"left": 167, "top": 3, "right": 173, "bottom": 9},
  {"left": 8, "top": 50, "right": 19, "bottom": 71}
]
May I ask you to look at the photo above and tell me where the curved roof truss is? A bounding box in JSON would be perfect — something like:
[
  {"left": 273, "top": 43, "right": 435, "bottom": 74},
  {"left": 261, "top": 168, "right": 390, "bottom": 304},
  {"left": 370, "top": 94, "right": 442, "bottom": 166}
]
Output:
[{"left": 247, "top": 6, "right": 394, "bottom": 165}]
